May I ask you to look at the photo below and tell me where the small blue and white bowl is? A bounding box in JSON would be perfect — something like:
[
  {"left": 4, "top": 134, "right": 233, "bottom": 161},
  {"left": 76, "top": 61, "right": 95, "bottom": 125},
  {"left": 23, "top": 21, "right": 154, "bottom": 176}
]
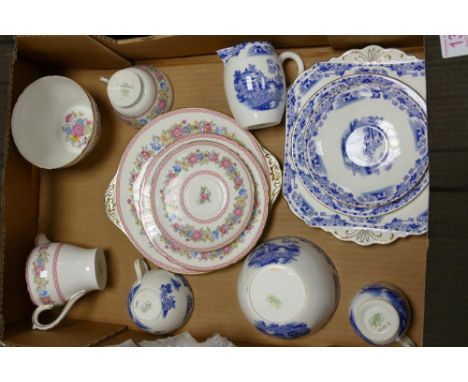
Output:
[
  {"left": 237, "top": 237, "right": 340, "bottom": 339},
  {"left": 128, "top": 259, "right": 194, "bottom": 335},
  {"left": 349, "top": 283, "right": 415, "bottom": 346}
]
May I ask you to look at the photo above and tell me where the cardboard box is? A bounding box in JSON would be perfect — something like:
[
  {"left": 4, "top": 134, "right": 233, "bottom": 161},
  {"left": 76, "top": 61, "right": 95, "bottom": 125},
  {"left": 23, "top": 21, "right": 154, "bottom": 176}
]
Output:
[{"left": 0, "top": 35, "right": 427, "bottom": 346}]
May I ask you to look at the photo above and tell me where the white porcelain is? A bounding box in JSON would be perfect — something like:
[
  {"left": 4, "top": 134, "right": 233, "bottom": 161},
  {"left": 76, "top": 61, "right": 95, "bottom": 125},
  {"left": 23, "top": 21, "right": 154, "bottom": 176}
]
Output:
[
  {"left": 25, "top": 234, "right": 107, "bottom": 331},
  {"left": 112, "top": 108, "right": 272, "bottom": 273},
  {"left": 283, "top": 45, "right": 428, "bottom": 245},
  {"left": 101, "top": 65, "right": 173, "bottom": 128},
  {"left": 143, "top": 140, "right": 254, "bottom": 252},
  {"left": 291, "top": 74, "right": 428, "bottom": 217},
  {"left": 128, "top": 259, "right": 193, "bottom": 334},
  {"left": 138, "top": 134, "right": 269, "bottom": 273},
  {"left": 217, "top": 41, "right": 304, "bottom": 130},
  {"left": 12, "top": 76, "right": 101, "bottom": 169},
  {"left": 237, "top": 237, "right": 339, "bottom": 339},
  {"left": 349, "top": 283, "right": 415, "bottom": 346}
]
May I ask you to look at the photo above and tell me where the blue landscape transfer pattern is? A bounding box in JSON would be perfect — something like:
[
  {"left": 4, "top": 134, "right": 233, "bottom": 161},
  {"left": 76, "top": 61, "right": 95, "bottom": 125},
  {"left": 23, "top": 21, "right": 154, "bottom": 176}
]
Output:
[
  {"left": 341, "top": 116, "right": 392, "bottom": 176},
  {"left": 217, "top": 41, "right": 275, "bottom": 63},
  {"left": 283, "top": 60, "right": 428, "bottom": 233},
  {"left": 255, "top": 320, "right": 311, "bottom": 339},
  {"left": 302, "top": 75, "right": 428, "bottom": 206},
  {"left": 234, "top": 59, "right": 284, "bottom": 111},
  {"left": 247, "top": 239, "right": 300, "bottom": 268}
]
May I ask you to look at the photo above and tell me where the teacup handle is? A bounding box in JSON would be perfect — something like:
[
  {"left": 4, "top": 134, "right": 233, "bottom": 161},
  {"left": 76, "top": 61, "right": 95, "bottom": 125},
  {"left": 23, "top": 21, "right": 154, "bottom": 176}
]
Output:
[
  {"left": 279, "top": 52, "right": 304, "bottom": 80},
  {"left": 397, "top": 334, "right": 416, "bottom": 347},
  {"left": 134, "top": 258, "right": 149, "bottom": 282},
  {"left": 32, "top": 290, "right": 87, "bottom": 331}
]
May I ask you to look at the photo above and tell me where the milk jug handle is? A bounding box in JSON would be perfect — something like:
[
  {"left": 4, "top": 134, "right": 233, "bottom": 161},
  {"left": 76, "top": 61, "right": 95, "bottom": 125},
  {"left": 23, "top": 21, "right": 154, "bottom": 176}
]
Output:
[
  {"left": 32, "top": 290, "right": 86, "bottom": 331},
  {"left": 279, "top": 52, "right": 304, "bottom": 80}
]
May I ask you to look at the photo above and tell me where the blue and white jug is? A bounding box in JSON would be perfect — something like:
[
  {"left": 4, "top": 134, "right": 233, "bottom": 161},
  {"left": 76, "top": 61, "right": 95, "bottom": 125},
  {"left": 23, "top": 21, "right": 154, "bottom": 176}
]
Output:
[{"left": 217, "top": 41, "right": 304, "bottom": 130}]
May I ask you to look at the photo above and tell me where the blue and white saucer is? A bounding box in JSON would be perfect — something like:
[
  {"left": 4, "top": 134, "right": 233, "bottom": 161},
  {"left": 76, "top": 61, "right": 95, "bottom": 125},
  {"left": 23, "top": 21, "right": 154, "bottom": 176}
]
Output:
[
  {"left": 291, "top": 74, "right": 428, "bottom": 217},
  {"left": 283, "top": 46, "right": 428, "bottom": 245}
]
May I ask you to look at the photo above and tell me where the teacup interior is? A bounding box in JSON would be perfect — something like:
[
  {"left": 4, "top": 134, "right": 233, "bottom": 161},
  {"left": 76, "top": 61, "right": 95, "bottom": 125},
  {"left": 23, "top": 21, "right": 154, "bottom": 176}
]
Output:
[{"left": 12, "top": 76, "right": 95, "bottom": 169}]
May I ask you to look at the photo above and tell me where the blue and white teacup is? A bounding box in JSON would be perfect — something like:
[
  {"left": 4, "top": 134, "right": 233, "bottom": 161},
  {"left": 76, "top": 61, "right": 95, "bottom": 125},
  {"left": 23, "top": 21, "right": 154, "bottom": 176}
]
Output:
[
  {"left": 128, "top": 259, "right": 194, "bottom": 335},
  {"left": 349, "top": 283, "right": 415, "bottom": 346},
  {"left": 217, "top": 41, "right": 304, "bottom": 130}
]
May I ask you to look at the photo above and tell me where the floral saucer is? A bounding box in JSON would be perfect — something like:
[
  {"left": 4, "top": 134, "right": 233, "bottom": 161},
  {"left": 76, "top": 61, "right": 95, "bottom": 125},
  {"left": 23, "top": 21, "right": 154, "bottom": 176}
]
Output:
[
  {"left": 141, "top": 140, "right": 255, "bottom": 252},
  {"left": 284, "top": 46, "right": 428, "bottom": 245},
  {"left": 291, "top": 74, "right": 428, "bottom": 217},
  {"left": 138, "top": 135, "right": 269, "bottom": 272},
  {"left": 114, "top": 108, "right": 271, "bottom": 272}
]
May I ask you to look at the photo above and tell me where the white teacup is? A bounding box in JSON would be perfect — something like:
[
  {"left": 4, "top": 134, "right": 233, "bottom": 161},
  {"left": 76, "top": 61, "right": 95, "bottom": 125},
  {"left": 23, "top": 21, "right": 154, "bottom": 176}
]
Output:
[
  {"left": 100, "top": 65, "right": 173, "bottom": 128},
  {"left": 25, "top": 234, "right": 107, "bottom": 331},
  {"left": 217, "top": 41, "right": 304, "bottom": 130},
  {"left": 349, "top": 283, "right": 415, "bottom": 346},
  {"left": 128, "top": 259, "right": 194, "bottom": 335}
]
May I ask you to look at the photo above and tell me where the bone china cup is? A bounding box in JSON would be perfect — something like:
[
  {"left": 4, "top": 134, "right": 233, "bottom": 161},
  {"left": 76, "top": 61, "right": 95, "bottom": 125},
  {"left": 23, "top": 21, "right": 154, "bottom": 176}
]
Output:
[
  {"left": 26, "top": 234, "right": 107, "bottom": 331},
  {"left": 100, "top": 65, "right": 173, "bottom": 128},
  {"left": 349, "top": 283, "right": 415, "bottom": 346},
  {"left": 237, "top": 237, "right": 340, "bottom": 339},
  {"left": 217, "top": 41, "right": 304, "bottom": 130},
  {"left": 128, "top": 259, "right": 194, "bottom": 334},
  {"left": 12, "top": 75, "right": 101, "bottom": 169}
]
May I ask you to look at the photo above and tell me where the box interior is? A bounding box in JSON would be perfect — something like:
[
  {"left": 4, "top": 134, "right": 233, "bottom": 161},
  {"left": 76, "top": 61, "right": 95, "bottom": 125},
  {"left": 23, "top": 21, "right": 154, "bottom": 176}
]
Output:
[{"left": 1, "top": 35, "right": 427, "bottom": 346}]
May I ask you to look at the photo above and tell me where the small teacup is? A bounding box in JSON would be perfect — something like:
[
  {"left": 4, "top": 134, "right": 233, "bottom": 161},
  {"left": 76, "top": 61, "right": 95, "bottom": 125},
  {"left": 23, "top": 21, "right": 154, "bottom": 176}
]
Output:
[
  {"left": 128, "top": 259, "right": 194, "bottom": 334},
  {"left": 100, "top": 65, "right": 173, "bottom": 128},
  {"left": 349, "top": 283, "right": 415, "bottom": 346},
  {"left": 217, "top": 41, "right": 304, "bottom": 130},
  {"left": 25, "top": 234, "right": 107, "bottom": 331}
]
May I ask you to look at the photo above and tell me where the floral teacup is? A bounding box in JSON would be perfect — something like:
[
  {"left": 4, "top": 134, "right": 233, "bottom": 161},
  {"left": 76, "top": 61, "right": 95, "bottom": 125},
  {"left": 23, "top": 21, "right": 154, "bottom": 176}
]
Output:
[{"left": 100, "top": 65, "right": 173, "bottom": 128}]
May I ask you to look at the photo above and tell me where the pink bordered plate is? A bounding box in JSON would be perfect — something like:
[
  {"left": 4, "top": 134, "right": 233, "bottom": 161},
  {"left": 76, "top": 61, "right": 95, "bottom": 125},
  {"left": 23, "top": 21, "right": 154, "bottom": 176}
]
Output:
[
  {"left": 115, "top": 108, "right": 270, "bottom": 273},
  {"left": 141, "top": 140, "right": 255, "bottom": 252},
  {"left": 138, "top": 134, "right": 269, "bottom": 272}
]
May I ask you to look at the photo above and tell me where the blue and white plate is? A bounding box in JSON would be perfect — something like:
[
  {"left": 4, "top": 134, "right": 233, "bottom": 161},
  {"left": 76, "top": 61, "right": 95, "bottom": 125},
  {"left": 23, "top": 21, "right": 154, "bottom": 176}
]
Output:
[
  {"left": 291, "top": 74, "right": 428, "bottom": 217},
  {"left": 283, "top": 46, "right": 428, "bottom": 245}
]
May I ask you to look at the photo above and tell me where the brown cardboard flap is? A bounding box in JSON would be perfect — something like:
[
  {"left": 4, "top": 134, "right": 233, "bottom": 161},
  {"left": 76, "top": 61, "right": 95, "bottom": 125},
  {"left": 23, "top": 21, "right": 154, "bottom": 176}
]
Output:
[
  {"left": 2, "top": 58, "right": 44, "bottom": 329},
  {"left": 3, "top": 319, "right": 127, "bottom": 346},
  {"left": 96, "top": 35, "right": 329, "bottom": 60},
  {"left": 17, "top": 36, "right": 131, "bottom": 69}
]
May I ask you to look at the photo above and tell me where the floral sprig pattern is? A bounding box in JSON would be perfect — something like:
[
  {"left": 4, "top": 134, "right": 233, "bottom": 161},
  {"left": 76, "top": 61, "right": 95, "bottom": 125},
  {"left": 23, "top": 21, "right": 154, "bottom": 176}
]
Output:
[
  {"left": 196, "top": 186, "right": 211, "bottom": 205},
  {"left": 160, "top": 283, "right": 176, "bottom": 318},
  {"left": 31, "top": 245, "right": 53, "bottom": 305},
  {"left": 162, "top": 149, "right": 249, "bottom": 244},
  {"left": 62, "top": 111, "right": 93, "bottom": 151}
]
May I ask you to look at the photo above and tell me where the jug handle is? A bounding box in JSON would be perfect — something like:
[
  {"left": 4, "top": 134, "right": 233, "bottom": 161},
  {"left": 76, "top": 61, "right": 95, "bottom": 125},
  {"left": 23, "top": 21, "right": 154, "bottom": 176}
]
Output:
[
  {"left": 134, "top": 258, "right": 149, "bottom": 282},
  {"left": 279, "top": 52, "right": 305, "bottom": 81},
  {"left": 32, "top": 290, "right": 86, "bottom": 331}
]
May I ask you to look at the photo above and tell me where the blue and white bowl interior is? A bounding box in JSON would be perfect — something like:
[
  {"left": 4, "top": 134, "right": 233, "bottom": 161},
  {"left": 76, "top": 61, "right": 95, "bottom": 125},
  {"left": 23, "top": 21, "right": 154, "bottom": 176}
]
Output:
[
  {"left": 237, "top": 237, "right": 340, "bottom": 339},
  {"left": 128, "top": 269, "right": 193, "bottom": 335},
  {"left": 349, "top": 283, "right": 411, "bottom": 346}
]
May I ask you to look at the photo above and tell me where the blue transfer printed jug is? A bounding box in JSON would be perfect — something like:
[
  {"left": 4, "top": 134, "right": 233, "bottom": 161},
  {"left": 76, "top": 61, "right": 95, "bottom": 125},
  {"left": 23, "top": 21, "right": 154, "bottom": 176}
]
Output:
[{"left": 218, "top": 41, "right": 303, "bottom": 130}]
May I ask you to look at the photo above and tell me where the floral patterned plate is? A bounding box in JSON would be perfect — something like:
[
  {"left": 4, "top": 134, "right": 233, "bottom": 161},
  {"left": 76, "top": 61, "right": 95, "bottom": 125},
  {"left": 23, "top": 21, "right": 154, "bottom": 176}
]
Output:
[
  {"left": 138, "top": 135, "right": 269, "bottom": 272},
  {"left": 141, "top": 140, "right": 255, "bottom": 252},
  {"left": 114, "top": 108, "right": 271, "bottom": 272},
  {"left": 291, "top": 74, "right": 428, "bottom": 217},
  {"left": 284, "top": 46, "right": 428, "bottom": 245}
]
